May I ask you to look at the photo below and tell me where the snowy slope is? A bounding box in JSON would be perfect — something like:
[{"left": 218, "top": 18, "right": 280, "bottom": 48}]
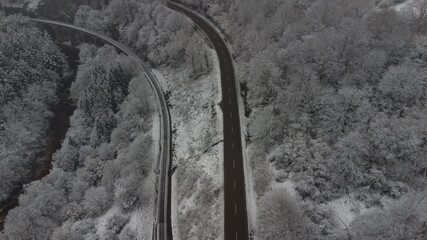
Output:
[{"left": 154, "top": 46, "right": 224, "bottom": 239}]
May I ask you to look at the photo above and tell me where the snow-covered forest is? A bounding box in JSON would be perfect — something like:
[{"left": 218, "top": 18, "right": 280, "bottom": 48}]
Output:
[
  {"left": 0, "top": 16, "right": 66, "bottom": 204},
  {"left": 1, "top": 0, "right": 426, "bottom": 239},
  {"left": 1, "top": 41, "right": 158, "bottom": 238},
  {"left": 2, "top": 0, "right": 222, "bottom": 238},
  {"left": 180, "top": 0, "right": 427, "bottom": 239},
  {"left": 72, "top": 0, "right": 223, "bottom": 238}
]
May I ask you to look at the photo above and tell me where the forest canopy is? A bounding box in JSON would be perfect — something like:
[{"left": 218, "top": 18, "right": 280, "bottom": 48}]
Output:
[
  {"left": 181, "top": 0, "right": 427, "bottom": 238},
  {"left": 0, "top": 16, "right": 66, "bottom": 204}
]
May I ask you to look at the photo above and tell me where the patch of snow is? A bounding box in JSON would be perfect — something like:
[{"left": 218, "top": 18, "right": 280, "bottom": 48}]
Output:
[
  {"left": 95, "top": 206, "right": 120, "bottom": 238},
  {"left": 127, "top": 206, "right": 153, "bottom": 239},
  {"left": 151, "top": 102, "right": 161, "bottom": 172},
  {"left": 127, "top": 82, "right": 160, "bottom": 239},
  {"left": 393, "top": 0, "right": 412, "bottom": 12},
  {"left": 171, "top": 167, "right": 180, "bottom": 239},
  {"left": 327, "top": 196, "right": 361, "bottom": 228},
  {"left": 121, "top": 152, "right": 156, "bottom": 240},
  {"left": 152, "top": 69, "right": 170, "bottom": 93},
  {"left": 116, "top": 122, "right": 157, "bottom": 240},
  {"left": 272, "top": 180, "right": 298, "bottom": 199},
  {"left": 92, "top": 74, "right": 158, "bottom": 240},
  {"left": 326, "top": 194, "right": 387, "bottom": 232},
  {"left": 25, "top": 0, "right": 41, "bottom": 11},
  {"left": 1, "top": 0, "right": 43, "bottom": 11},
  {"left": 156, "top": 44, "right": 223, "bottom": 239},
  {"left": 244, "top": 145, "right": 259, "bottom": 237}
]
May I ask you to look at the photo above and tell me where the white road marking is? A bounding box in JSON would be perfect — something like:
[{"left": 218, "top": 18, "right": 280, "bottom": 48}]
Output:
[
  {"left": 231, "top": 126, "right": 234, "bottom": 133},
  {"left": 231, "top": 112, "right": 233, "bottom": 118},
  {"left": 232, "top": 143, "right": 234, "bottom": 149},
  {"left": 236, "top": 232, "right": 238, "bottom": 240},
  {"left": 234, "top": 181, "right": 236, "bottom": 189},
  {"left": 235, "top": 204, "right": 237, "bottom": 215},
  {"left": 229, "top": 99, "right": 232, "bottom": 105},
  {"left": 233, "top": 160, "right": 235, "bottom": 168}
]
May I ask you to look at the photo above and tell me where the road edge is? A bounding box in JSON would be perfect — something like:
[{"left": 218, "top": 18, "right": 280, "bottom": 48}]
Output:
[{"left": 166, "top": 2, "right": 256, "bottom": 238}]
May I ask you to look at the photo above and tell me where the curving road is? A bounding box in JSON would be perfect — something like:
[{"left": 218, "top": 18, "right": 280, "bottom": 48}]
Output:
[
  {"left": 167, "top": 2, "right": 249, "bottom": 240},
  {"left": 29, "top": 19, "right": 173, "bottom": 240}
]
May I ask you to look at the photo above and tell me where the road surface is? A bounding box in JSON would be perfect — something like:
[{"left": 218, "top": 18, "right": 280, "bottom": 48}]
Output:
[
  {"left": 29, "top": 19, "right": 173, "bottom": 240},
  {"left": 167, "top": 2, "right": 249, "bottom": 240}
]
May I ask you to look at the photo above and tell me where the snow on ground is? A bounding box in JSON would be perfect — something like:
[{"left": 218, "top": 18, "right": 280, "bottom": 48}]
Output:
[
  {"left": 128, "top": 111, "right": 160, "bottom": 239},
  {"left": 327, "top": 196, "right": 364, "bottom": 229},
  {"left": 126, "top": 83, "right": 160, "bottom": 240},
  {"left": 272, "top": 180, "right": 298, "bottom": 199},
  {"left": 393, "top": 0, "right": 412, "bottom": 11},
  {"left": 171, "top": 175, "right": 179, "bottom": 238},
  {"left": 25, "top": 0, "right": 41, "bottom": 11},
  {"left": 0, "top": 0, "right": 42, "bottom": 11},
  {"left": 96, "top": 207, "right": 121, "bottom": 238},
  {"left": 326, "top": 193, "right": 407, "bottom": 232},
  {"left": 113, "top": 164, "right": 156, "bottom": 240},
  {"left": 89, "top": 75, "right": 159, "bottom": 240},
  {"left": 374, "top": 0, "right": 412, "bottom": 12},
  {"left": 127, "top": 200, "right": 154, "bottom": 239},
  {"left": 271, "top": 179, "right": 361, "bottom": 230},
  {"left": 154, "top": 46, "right": 223, "bottom": 239}
]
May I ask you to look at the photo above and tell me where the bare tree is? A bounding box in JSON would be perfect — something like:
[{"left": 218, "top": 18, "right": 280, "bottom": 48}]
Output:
[{"left": 405, "top": 0, "right": 427, "bottom": 32}]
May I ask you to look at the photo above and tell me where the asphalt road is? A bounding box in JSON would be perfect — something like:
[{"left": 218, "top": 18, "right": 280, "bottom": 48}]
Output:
[
  {"left": 167, "top": 2, "right": 249, "bottom": 240},
  {"left": 29, "top": 19, "right": 173, "bottom": 240}
]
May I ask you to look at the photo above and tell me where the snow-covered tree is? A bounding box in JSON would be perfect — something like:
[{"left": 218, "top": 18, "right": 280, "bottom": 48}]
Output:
[
  {"left": 83, "top": 186, "right": 112, "bottom": 217},
  {"left": 378, "top": 64, "right": 425, "bottom": 108},
  {"left": 0, "top": 16, "right": 65, "bottom": 203},
  {"left": 258, "top": 187, "right": 315, "bottom": 239}
]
